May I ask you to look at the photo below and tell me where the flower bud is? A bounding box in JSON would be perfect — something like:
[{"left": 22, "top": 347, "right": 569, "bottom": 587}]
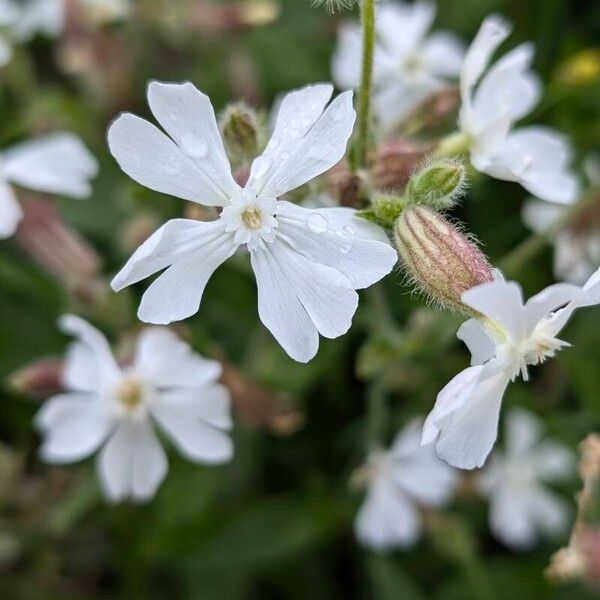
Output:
[
  {"left": 406, "top": 158, "right": 467, "bottom": 210},
  {"left": 220, "top": 103, "right": 263, "bottom": 163},
  {"left": 7, "top": 358, "right": 63, "bottom": 397},
  {"left": 394, "top": 206, "right": 493, "bottom": 313}
]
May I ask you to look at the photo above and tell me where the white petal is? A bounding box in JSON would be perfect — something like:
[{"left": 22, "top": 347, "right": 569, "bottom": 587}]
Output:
[
  {"left": 424, "top": 366, "right": 510, "bottom": 469},
  {"left": 276, "top": 202, "right": 397, "bottom": 289},
  {"left": 529, "top": 487, "right": 570, "bottom": 537},
  {"left": 504, "top": 408, "right": 542, "bottom": 457},
  {"left": 486, "top": 127, "right": 580, "bottom": 204},
  {"left": 460, "top": 15, "right": 512, "bottom": 121},
  {"left": 10, "top": 0, "right": 64, "bottom": 41},
  {"left": 391, "top": 420, "right": 458, "bottom": 505},
  {"left": 137, "top": 229, "right": 236, "bottom": 325},
  {"left": 252, "top": 239, "right": 358, "bottom": 357},
  {"left": 156, "top": 385, "right": 232, "bottom": 430},
  {"left": 462, "top": 279, "right": 525, "bottom": 340},
  {"left": 489, "top": 487, "right": 539, "bottom": 549},
  {"left": 583, "top": 267, "right": 600, "bottom": 304},
  {"left": 134, "top": 327, "right": 222, "bottom": 388},
  {"left": 422, "top": 365, "right": 484, "bottom": 446},
  {"left": 355, "top": 479, "right": 420, "bottom": 550},
  {"left": 376, "top": 1, "right": 435, "bottom": 55},
  {"left": 421, "top": 31, "right": 466, "bottom": 77},
  {"left": 374, "top": 81, "right": 439, "bottom": 132},
  {"left": 98, "top": 419, "right": 168, "bottom": 503},
  {"left": 107, "top": 113, "right": 233, "bottom": 206},
  {"left": 522, "top": 198, "right": 566, "bottom": 233},
  {"left": 146, "top": 81, "right": 239, "bottom": 201},
  {"left": 250, "top": 244, "right": 319, "bottom": 363},
  {"left": 457, "top": 318, "right": 496, "bottom": 366},
  {"left": 523, "top": 282, "right": 581, "bottom": 335},
  {"left": 531, "top": 441, "right": 576, "bottom": 482},
  {"left": 0, "top": 179, "right": 22, "bottom": 238},
  {"left": 248, "top": 90, "right": 356, "bottom": 199},
  {"left": 553, "top": 233, "right": 600, "bottom": 285},
  {"left": 151, "top": 399, "right": 233, "bottom": 464},
  {"left": 35, "top": 393, "right": 114, "bottom": 463},
  {"left": 2, "top": 133, "right": 97, "bottom": 198},
  {"left": 0, "top": 36, "right": 13, "bottom": 67},
  {"left": 59, "top": 314, "right": 121, "bottom": 392},
  {"left": 332, "top": 23, "right": 362, "bottom": 90},
  {"left": 250, "top": 84, "right": 333, "bottom": 192},
  {"left": 111, "top": 218, "right": 221, "bottom": 291},
  {"left": 472, "top": 44, "right": 541, "bottom": 126}
]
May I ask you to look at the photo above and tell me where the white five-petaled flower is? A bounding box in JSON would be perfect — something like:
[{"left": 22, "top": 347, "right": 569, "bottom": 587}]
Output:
[
  {"left": 0, "top": 133, "right": 98, "bottom": 239},
  {"left": 36, "top": 315, "right": 233, "bottom": 503},
  {"left": 355, "top": 418, "right": 458, "bottom": 550},
  {"left": 332, "top": 0, "right": 465, "bottom": 132},
  {"left": 458, "top": 15, "right": 579, "bottom": 204},
  {"left": 477, "top": 408, "right": 575, "bottom": 550},
  {"left": 108, "top": 81, "right": 397, "bottom": 363},
  {"left": 422, "top": 268, "right": 600, "bottom": 470}
]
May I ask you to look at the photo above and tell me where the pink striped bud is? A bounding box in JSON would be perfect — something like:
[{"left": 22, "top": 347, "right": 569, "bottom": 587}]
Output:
[{"left": 394, "top": 206, "right": 493, "bottom": 313}]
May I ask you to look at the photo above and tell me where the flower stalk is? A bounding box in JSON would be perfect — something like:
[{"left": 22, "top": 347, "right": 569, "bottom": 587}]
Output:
[{"left": 356, "top": 0, "right": 375, "bottom": 169}]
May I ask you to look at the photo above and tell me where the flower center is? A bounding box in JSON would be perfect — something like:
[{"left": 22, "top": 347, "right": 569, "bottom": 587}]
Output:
[
  {"left": 117, "top": 377, "right": 144, "bottom": 411},
  {"left": 241, "top": 206, "right": 263, "bottom": 230},
  {"left": 511, "top": 332, "right": 569, "bottom": 381}
]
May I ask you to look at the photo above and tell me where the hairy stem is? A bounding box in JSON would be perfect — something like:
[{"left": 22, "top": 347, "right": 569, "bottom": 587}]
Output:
[{"left": 356, "top": 0, "right": 375, "bottom": 169}]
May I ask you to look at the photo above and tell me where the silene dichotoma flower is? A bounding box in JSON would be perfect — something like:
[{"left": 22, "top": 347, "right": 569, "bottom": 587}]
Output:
[
  {"left": 36, "top": 315, "right": 233, "bottom": 503},
  {"left": 333, "top": 0, "right": 465, "bottom": 132},
  {"left": 108, "top": 81, "right": 397, "bottom": 363},
  {"left": 458, "top": 15, "right": 579, "bottom": 204},
  {"left": 422, "top": 268, "right": 600, "bottom": 469},
  {"left": 477, "top": 408, "right": 575, "bottom": 550},
  {"left": 354, "top": 418, "right": 458, "bottom": 550},
  {"left": 0, "top": 132, "right": 98, "bottom": 238}
]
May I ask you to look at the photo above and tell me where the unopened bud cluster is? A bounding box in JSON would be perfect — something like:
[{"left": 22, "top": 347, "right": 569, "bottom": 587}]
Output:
[{"left": 394, "top": 206, "right": 493, "bottom": 313}]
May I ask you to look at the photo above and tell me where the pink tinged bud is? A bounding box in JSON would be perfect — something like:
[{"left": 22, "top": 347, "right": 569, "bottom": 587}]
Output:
[
  {"left": 394, "top": 206, "right": 494, "bottom": 313},
  {"left": 373, "top": 139, "right": 431, "bottom": 191},
  {"left": 15, "top": 198, "right": 101, "bottom": 288},
  {"left": 7, "top": 358, "right": 64, "bottom": 397}
]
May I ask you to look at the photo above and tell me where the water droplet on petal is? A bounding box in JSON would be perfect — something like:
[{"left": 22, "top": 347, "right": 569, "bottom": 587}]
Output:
[
  {"left": 181, "top": 133, "right": 209, "bottom": 158},
  {"left": 169, "top": 111, "right": 180, "bottom": 122},
  {"left": 342, "top": 225, "right": 354, "bottom": 237},
  {"left": 306, "top": 213, "right": 328, "bottom": 234},
  {"left": 281, "top": 150, "right": 291, "bottom": 161}
]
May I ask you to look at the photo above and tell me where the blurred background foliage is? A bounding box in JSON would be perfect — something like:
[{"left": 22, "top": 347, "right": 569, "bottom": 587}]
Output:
[{"left": 0, "top": 0, "right": 599, "bottom": 598}]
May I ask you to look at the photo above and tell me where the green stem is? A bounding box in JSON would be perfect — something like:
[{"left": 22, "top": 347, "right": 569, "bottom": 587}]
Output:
[
  {"left": 499, "top": 191, "right": 596, "bottom": 277},
  {"left": 356, "top": 0, "right": 375, "bottom": 169},
  {"left": 365, "top": 379, "right": 388, "bottom": 450}
]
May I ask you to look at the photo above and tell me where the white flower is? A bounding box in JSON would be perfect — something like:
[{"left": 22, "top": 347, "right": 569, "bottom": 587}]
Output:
[
  {"left": 108, "top": 81, "right": 397, "bottom": 363},
  {"left": 355, "top": 418, "right": 458, "bottom": 550},
  {"left": 35, "top": 315, "right": 233, "bottom": 503},
  {"left": 0, "top": 133, "right": 97, "bottom": 239},
  {"left": 9, "top": 0, "right": 65, "bottom": 42},
  {"left": 0, "top": 133, "right": 98, "bottom": 239},
  {"left": 477, "top": 408, "right": 575, "bottom": 550},
  {"left": 422, "top": 268, "right": 600, "bottom": 469},
  {"left": 332, "top": 0, "right": 465, "bottom": 132},
  {"left": 458, "top": 15, "right": 579, "bottom": 204},
  {"left": 522, "top": 199, "right": 600, "bottom": 285}
]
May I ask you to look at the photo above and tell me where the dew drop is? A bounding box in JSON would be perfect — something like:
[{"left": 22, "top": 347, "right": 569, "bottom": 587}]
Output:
[
  {"left": 281, "top": 150, "right": 291, "bottom": 161},
  {"left": 181, "top": 133, "right": 209, "bottom": 158},
  {"left": 169, "top": 111, "right": 180, "bottom": 122},
  {"left": 306, "top": 213, "right": 328, "bottom": 234}
]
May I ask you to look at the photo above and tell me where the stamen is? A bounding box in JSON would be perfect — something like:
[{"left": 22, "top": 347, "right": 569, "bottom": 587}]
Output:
[{"left": 242, "top": 206, "right": 263, "bottom": 230}]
